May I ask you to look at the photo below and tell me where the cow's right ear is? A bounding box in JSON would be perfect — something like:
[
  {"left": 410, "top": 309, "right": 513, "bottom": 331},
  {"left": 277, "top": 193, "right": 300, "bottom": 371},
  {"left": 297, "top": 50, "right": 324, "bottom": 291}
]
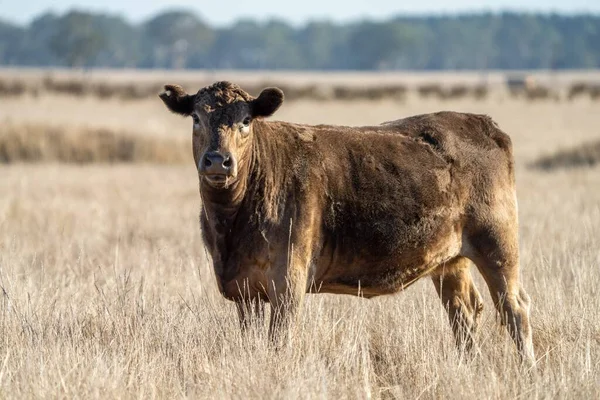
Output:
[{"left": 159, "top": 84, "right": 194, "bottom": 116}]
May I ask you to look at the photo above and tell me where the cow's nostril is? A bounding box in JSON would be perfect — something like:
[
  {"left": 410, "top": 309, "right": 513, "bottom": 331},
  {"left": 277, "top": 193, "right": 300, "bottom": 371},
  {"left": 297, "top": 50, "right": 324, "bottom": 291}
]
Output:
[
  {"left": 204, "top": 157, "right": 212, "bottom": 167},
  {"left": 223, "top": 157, "right": 232, "bottom": 168}
]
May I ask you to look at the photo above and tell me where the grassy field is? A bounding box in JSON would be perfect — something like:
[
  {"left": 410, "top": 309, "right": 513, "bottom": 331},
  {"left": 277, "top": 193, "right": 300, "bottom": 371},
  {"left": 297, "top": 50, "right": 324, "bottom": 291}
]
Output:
[{"left": 0, "top": 70, "right": 599, "bottom": 398}]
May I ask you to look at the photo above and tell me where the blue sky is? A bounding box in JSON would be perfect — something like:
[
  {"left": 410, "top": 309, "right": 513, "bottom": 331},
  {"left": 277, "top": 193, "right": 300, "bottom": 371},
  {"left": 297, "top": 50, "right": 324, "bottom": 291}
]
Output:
[{"left": 1, "top": 0, "right": 598, "bottom": 25}]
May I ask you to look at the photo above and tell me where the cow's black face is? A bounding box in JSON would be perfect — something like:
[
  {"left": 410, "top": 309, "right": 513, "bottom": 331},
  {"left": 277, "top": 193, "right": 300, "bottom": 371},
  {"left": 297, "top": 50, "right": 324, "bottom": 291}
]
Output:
[{"left": 160, "top": 83, "right": 284, "bottom": 191}]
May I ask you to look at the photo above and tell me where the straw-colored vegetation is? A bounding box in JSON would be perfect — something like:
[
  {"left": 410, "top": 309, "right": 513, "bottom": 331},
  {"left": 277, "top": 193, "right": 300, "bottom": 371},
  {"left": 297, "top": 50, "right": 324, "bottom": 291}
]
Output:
[
  {"left": 0, "top": 123, "right": 188, "bottom": 163},
  {"left": 1, "top": 69, "right": 600, "bottom": 103},
  {"left": 0, "top": 70, "right": 598, "bottom": 398},
  {"left": 531, "top": 139, "right": 600, "bottom": 170}
]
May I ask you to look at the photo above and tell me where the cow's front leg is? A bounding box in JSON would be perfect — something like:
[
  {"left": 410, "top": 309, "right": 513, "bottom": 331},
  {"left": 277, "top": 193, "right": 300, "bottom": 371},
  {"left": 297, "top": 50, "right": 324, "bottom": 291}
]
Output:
[
  {"left": 220, "top": 264, "right": 268, "bottom": 332},
  {"left": 266, "top": 253, "right": 310, "bottom": 344},
  {"left": 236, "top": 297, "right": 266, "bottom": 332},
  {"left": 266, "top": 202, "right": 319, "bottom": 344}
]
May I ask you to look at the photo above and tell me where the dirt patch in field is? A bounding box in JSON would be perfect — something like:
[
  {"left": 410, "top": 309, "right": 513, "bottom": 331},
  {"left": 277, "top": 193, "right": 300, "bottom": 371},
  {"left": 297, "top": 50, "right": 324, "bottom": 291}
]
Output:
[{"left": 0, "top": 123, "right": 188, "bottom": 164}]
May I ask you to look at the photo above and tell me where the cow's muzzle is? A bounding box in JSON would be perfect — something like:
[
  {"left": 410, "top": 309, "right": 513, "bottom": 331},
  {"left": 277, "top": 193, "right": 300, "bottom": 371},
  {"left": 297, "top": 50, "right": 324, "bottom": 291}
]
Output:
[{"left": 199, "top": 151, "right": 237, "bottom": 186}]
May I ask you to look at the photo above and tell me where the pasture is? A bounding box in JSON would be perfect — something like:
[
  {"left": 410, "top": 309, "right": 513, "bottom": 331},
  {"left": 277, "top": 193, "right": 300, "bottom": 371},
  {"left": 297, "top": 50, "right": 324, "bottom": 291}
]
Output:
[{"left": 0, "top": 69, "right": 599, "bottom": 398}]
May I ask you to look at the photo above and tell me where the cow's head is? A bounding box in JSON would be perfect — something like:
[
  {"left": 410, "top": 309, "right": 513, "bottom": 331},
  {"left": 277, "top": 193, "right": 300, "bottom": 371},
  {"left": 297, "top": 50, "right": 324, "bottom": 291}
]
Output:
[{"left": 159, "top": 81, "right": 284, "bottom": 189}]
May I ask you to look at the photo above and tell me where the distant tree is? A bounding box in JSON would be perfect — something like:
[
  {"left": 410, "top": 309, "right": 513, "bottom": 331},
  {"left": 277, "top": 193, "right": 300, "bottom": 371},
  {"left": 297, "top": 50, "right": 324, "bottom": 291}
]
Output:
[
  {"left": 261, "top": 19, "right": 303, "bottom": 68},
  {"left": 142, "top": 10, "right": 214, "bottom": 69},
  {"left": 0, "top": 20, "right": 24, "bottom": 65},
  {"left": 23, "top": 13, "right": 61, "bottom": 66},
  {"left": 93, "top": 14, "right": 141, "bottom": 68},
  {"left": 209, "top": 19, "right": 303, "bottom": 69},
  {"left": 297, "top": 21, "right": 348, "bottom": 69},
  {"left": 49, "top": 11, "right": 106, "bottom": 67},
  {"left": 210, "top": 20, "right": 268, "bottom": 69},
  {"left": 347, "top": 21, "right": 423, "bottom": 69}
]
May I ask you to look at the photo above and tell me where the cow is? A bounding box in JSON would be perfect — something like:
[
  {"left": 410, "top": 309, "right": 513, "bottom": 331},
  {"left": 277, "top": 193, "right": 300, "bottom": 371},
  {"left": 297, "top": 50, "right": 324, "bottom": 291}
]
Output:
[{"left": 159, "top": 81, "right": 534, "bottom": 364}]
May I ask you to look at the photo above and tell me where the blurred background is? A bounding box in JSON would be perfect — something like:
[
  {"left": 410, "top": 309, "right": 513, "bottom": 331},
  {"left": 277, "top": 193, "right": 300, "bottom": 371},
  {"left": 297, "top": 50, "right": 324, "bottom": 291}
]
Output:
[
  {"left": 1, "top": 0, "right": 599, "bottom": 164},
  {"left": 0, "top": 1, "right": 599, "bottom": 398},
  {"left": 1, "top": 0, "right": 599, "bottom": 70}
]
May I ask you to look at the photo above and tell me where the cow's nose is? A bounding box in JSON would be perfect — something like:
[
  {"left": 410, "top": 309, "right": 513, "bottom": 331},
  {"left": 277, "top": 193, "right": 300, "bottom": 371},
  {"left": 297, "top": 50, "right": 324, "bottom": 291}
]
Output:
[{"left": 201, "top": 151, "right": 233, "bottom": 175}]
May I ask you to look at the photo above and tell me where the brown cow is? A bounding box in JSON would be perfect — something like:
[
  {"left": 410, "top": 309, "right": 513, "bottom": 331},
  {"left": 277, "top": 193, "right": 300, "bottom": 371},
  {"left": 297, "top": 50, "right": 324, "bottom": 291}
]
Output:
[{"left": 159, "top": 81, "right": 534, "bottom": 364}]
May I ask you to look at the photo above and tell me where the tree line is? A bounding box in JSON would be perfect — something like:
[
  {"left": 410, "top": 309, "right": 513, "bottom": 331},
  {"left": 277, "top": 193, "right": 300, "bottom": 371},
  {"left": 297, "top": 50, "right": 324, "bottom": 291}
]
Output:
[{"left": 0, "top": 10, "right": 598, "bottom": 70}]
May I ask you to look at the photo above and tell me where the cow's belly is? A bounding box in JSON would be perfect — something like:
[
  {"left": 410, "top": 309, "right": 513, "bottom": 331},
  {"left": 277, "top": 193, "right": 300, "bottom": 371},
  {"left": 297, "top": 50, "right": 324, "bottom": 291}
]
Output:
[
  {"left": 314, "top": 219, "right": 463, "bottom": 298},
  {"left": 315, "top": 259, "right": 443, "bottom": 297},
  {"left": 316, "top": 254, "right": 456, "bottom": 297}
]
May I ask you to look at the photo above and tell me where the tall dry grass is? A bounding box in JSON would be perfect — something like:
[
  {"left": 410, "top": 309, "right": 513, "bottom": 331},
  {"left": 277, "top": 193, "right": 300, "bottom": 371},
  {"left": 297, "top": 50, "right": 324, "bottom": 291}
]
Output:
[
  {"left": 0, "top": 74, "right": 599, "bottom": 398},
  {"left": 0, "top": 164, "right": 598, "bottom": 398},
  {"left": 0, "top": 123, "right": 188, "bottom": 164}
]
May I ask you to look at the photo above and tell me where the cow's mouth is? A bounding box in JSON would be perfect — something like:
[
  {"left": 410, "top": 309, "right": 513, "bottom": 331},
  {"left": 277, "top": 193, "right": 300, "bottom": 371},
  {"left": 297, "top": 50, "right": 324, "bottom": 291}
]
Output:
[{"left": 204, "top": 174, "right": 234, "bottom": 188}]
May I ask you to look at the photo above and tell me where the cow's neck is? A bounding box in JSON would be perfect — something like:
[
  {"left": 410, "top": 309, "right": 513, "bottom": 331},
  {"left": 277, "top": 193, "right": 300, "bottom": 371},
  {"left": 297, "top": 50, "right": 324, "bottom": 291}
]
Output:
[
  {"left": 200, "top": 178, "right": 247, "bottom": 232},
  {"left": 199, "top": 178, "right": 248, "bottom": 279}
]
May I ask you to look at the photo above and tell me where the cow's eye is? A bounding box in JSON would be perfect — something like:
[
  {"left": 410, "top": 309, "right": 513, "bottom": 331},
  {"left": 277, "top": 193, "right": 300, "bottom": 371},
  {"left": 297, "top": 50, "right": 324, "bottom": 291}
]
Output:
[
  {"left": 192, "top": 114, "right": 200, "bottom": 125},
  {"left": 240, "top": 117, "right": 251, "bottom": 136}
]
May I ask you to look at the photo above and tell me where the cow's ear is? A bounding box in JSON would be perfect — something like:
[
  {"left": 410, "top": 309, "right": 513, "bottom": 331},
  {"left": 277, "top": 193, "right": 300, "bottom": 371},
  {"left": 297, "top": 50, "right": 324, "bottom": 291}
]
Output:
[
  {"left": 251, "top": 87, "right": 284, "bottom": 118},
  {"left": 159, "top": 84, "right": 194, "bottom": 116}
]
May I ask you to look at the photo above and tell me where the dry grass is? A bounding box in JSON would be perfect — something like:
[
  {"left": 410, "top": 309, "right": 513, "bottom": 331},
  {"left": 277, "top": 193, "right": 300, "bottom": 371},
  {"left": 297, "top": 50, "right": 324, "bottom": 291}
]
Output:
[
  {"left": 531, "top": 139, "right": 600, "bottom": 170},
  {"left": 1, "top": 69, "right": 599, "bottom": 102},
  {"left": 568, "top": 82, "right": 600, "bottom": 100},
  {"left": 0, "top": 71, "right": 599, "bottom": 398},
  {"left": 0, "top": 123, "right": 188, "bottom": 164},
  {"left": 1, "top": 164, "right": 598, "bottom": 398},
  {"left": 0, "top": 74, "right": 452, "bottom": 101}
]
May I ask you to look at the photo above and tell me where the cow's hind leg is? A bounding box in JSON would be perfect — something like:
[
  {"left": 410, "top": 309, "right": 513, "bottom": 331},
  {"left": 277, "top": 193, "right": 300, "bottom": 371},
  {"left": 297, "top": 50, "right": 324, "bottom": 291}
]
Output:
[
  {"left": 464, "top": 222, "right": 535, "bottom": 365},
  {"left": 431, "top": 256, "right": 483, "bottom": 352}
]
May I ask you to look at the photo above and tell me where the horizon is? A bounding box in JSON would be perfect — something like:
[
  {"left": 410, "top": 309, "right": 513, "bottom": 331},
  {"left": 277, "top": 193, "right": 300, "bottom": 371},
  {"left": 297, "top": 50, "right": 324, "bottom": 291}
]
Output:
[{"left": 2, "top": 0, "right": 600, "bottom": 26}]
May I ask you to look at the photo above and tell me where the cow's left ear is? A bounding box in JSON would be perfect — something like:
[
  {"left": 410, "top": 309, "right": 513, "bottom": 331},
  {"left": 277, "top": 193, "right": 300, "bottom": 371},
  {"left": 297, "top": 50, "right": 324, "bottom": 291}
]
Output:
[
  {"left": 159, "top": 84, "right": 194, "bottom": 116},
  {"left": 251, "top": 87, "right": 284, "bottom": 118}
]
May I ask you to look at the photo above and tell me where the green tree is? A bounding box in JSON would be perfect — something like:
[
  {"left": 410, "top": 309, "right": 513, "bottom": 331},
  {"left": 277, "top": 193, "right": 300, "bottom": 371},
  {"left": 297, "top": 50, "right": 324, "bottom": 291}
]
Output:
[
  {"left": 93, "top": 14, "right": 141, "bottom": 68},
  {"left": 0, "top": 20, "right": 24, "bottom": 65},
  {"left": 209, "top": 19, "right": 301, "bottom": 69},
  {"left": 347, "top": 21, "right": 423, "bottom": 69},
  {"left": 297, "top": 21, "right": 348, "bottom": 69},
  {"left": 142, "top": 10, "right": 214, "bottom": 69},
  {"left": 49, "top": 11, "right": 106, "bottom": 67}
]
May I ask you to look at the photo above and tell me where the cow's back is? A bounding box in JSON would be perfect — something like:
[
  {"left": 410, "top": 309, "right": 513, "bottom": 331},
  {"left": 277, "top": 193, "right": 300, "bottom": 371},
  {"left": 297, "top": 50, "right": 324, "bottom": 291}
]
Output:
[
  {"left": 382, "top": 111, "right": 514, "bottom": 179},
  {"left": 384, "top": 111, "right": 511, "bottom": 154}
]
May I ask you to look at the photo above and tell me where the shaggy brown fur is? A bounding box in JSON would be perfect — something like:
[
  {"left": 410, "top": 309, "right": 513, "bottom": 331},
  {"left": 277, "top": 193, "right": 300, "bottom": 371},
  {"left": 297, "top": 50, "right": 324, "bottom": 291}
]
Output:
[{"left": 159, "top": 81, "right": 534, "bottom": 364}]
